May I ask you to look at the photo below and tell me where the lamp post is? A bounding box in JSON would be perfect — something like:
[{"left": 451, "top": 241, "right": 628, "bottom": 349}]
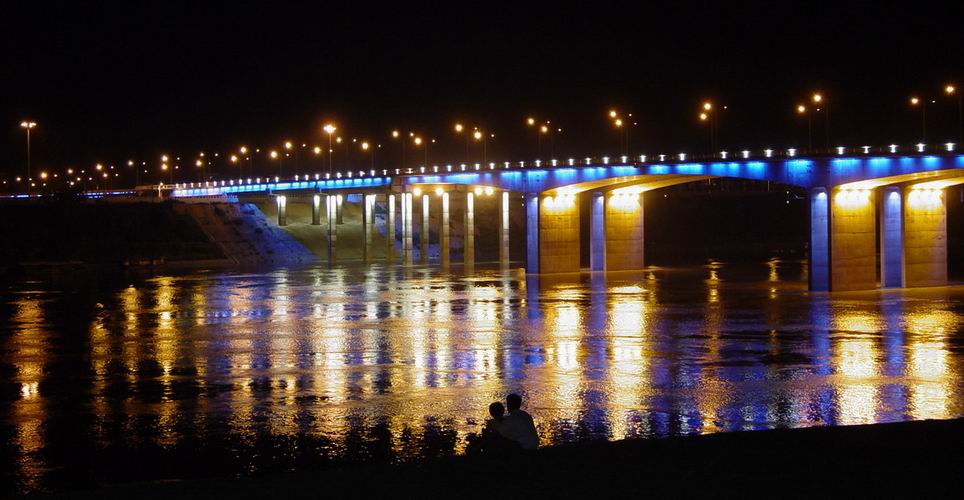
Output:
[
  {"left": 361, "top": 141, "right": 374, "bottom": 169},
  {"left": 391, "top": 129, "right": 405, "bottom": 170},
  {"left": 20, "top": 121, "right": 37, "bottom": 183},
  {"left": 239, "top": 146, "right": 249, "bottom": 178},
  {"left": 910, "top": 96, "right": 928, "bottom": 143},
  {"left": 946, "top": 84, "right": 961, "bottom": 143},
  {"left": 797, "top": 104, "right": 812, "bottom": 151},
  {"left": 454, "top": 123, "right": 469, "bottom": 161},
  {"left": 812, "top": 93, "right": 830, "bottom": 150},
  {"left": 323, "top": 124, "right": 337, "bottom": 175}
]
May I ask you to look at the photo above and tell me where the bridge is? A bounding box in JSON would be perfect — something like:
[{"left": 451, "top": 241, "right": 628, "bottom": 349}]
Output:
[{"left": 164, "top": 146, "right": 964, "bottom": 292}]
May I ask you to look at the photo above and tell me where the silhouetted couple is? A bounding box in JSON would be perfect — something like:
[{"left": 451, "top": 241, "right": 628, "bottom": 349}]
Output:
[{"left": 466, "top": 393, "right": 539, "bottom": 455}]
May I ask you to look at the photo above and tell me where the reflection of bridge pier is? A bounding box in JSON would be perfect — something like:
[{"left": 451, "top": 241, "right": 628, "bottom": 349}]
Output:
[{"left": 171, "top": 152, "right": 963, "bottom": 291}]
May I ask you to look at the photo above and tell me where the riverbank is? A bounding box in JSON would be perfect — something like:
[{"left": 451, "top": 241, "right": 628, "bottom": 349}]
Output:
[{"left": 35, "top": 418, "right": 963, "bottom": 499}]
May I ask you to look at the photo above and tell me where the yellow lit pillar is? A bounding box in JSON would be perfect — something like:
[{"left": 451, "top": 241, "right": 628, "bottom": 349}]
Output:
[
  {"left": 903, "top": 187, "right": 947, "bottom": 287},
  {"left": 464, "top": 191, "right": 475, "bottom": 267},
  {"left": 421, "top": 194, "right": 430, "bottom": 264},
  {"left": 387, "top": 194, "right": 396, "bottom": 262},
  {"left": 539, "top": 193, "right": 580, "bottom": 273},
  {"left": 276, "top": 195, "right": 287, "bottom": 226},
  {"left": 326, "top": 194, "right": 337, "bottom": 263},
  {"left": 441, "top": 191, "right": 450, "bottom": 268},
  {"left": 830, "top": 187, "right": 876, "bottom": 291},
  {"left": 604, "top": 191, "right": 644, "bottom": 270}
]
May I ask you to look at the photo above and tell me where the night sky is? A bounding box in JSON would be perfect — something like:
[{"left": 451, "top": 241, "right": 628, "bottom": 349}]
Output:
[{"left": 2, "top": 2, "right": 961, "bottom": 180}]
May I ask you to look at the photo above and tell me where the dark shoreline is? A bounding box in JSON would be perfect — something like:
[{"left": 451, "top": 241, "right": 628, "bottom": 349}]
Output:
[{"left": 30, "top": 418, "right": 964, "bottom": 499}]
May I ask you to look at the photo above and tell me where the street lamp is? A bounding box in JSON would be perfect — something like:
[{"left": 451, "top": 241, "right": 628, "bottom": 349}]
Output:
[
  {"left": 812, "top": 92, "right": 831, "bottom": 149},
  {"left": 323, "top": 124, "right": 337, "bottom": 174},
  {"left": 20, "top": 121, "right": 37, "bottom": 183},
  {"left": 796, "top": 104, "right": 812, "bottom": 151},
  {"left": 910, "top": 96, "right": 928, "bottom": 143},
  {"left": 946, "top": 84, "right": 961, "bottom": 142},
  {"left": 361, "top": 141, "right": 375, "bottom": 169}
]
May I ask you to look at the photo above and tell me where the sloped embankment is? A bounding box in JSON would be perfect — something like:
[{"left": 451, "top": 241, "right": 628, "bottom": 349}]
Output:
[{"left": 172, "top": 202, "right": 315, "bottom": 266}]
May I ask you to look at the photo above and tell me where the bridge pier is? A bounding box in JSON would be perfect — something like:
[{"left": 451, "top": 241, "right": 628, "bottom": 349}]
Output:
[
  {"left": 902, "top": 186, "right": 947, "bottom": 287},
  {"left": 464, "top": 192, "right": 475, "bottom": 267},
  {"left": 420, "top": 194, "right": 430, "bottom": 264},
  {"left": 276, "top": 195, "right": 287, "bottom": 226},
  {"left": 311, "top": 194, "right": 321, "bottom": 225},
  {"left": 525, "top": 193, "right": 539, "bottom": 274},
  {"left": 537, "top": 192, "right": 580, "bottom": 274},
  {"left": 590, "top": 192, "right": 606, "bottom": 271},
  {"left": 363, "top": 194, "right": 374, "bottom": 262},
  {"left": 498, "top": 191, "right": 510, "bottom": 268},
  {"left": 402, "top": 192, "right": 414, "bottom": 265},
  {"left": 880, "top": 186, "right": 903, "bottom": 287},
  {"left": 326, "top": 194, "right": 337, "bottom": 263},
  {"left": 809, "top": 188, "right": 831, "bottom": 291},
  {"left": 441, "top": 191, "right": 450, "bottom": 267},
  {"left": 336, "top": 194, "right": 344, "bottom": 224},
  {"left": 830, "top": 186, "right": 877, "bottom": 291},
  {"left": 387, "top": 194, "right": 397, "bottom": 262}
]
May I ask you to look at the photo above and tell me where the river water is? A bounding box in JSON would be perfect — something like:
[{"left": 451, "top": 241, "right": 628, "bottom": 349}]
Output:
[{"left": 1, "top": 260, "right": 962, "bottom": 494}]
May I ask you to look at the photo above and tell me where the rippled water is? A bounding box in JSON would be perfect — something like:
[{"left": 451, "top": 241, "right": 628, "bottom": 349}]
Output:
[{"left": 1, "top": 260, "right": 963, "bottom": 494}]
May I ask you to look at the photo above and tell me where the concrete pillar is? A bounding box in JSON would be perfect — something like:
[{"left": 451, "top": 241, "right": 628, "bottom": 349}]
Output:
[
  {"left": 499, "top": 191, "right": 510, "bottom": 267},
  {"left": 311, "top": 194, "right": 322, "bottom": 225},
  {"left": 421, "top": 194, "right": 430, "bottom": 264},
  {"left": 388, "top": 194, "right": 396, "bottom": 262},
  {"left": 525, "top": 193, "right": 540, "bottom": 274},
  {"left": 276, "top": 195, "right": 287, "bottom": 226},
  {"left": 880, "top": 186, "right": 903, "bottom": 287},
  {"left": 605, "top": 192, "right": 645, "bottom": 270},
  {"left": 903, "top": 187, "right": 947, "bottom": 287},
  {"left": 464, "top": 192, "right": 475, "bottom": 266},
  {"left": 809, "top": 187, "right": 830, "bottom": 291},
  {"left": 590, "top": 192, "right": 606, "bottom": 271},
  {"left": 539, "top": 192, "right": 581, "bottom": 274},
  {"left": 336, "top": 194, "right": 344, "bottom": 224},
  {"left": 830, "top": 187, "right": 876, "bottom": 291},
  {"left": 441, "top": 191, "right": 450, "bottom": 267},
  {"left": 363, "top": 194, "right": 374, "bottom": 262},
  {"left": 402, "top": 192, "right": 414, "bottom": 265},
  {"left": 326, "top": 194, "right": 337, "bottom": 263}
]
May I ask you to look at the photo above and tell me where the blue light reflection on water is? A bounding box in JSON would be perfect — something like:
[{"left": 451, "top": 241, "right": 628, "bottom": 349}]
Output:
[{"left": 0, "top": 262, "right": 962, "bottom": 492}]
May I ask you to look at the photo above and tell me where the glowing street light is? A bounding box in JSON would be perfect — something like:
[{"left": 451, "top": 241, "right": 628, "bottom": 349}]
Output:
[
  {"left": 323, "top": 124, "right": 337, "bottom": 174},
  {"left": 910, "top": 95, "right": 928, "bottom": 143},
  {"left": 810, "top": 92, "right": 830, "bottom": 149},
  {"left": 20, "top": 120, "right": 37, "bottom": 182},
  {"left": 946, "top": 83, "right": 962, "bottom": 142},
  {"left": 796, "top": 104, "right": 813, "bottom": 151}
]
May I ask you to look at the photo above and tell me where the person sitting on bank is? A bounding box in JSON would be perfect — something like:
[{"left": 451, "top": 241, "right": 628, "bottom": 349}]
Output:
[
  {"left": 498, "top": 393, "right": 539, "bottom": 450},
  {"left": 466, "top": 401, "right": 519, "bottom": 455}
]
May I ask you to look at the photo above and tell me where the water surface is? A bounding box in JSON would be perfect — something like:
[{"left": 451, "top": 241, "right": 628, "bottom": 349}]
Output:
[{"left": 1, "top": 260, "right": 962, "bottom": 494}]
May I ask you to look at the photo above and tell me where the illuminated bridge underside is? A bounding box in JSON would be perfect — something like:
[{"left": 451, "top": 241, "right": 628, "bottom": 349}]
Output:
[{"left": 167, "top": 154, "right": 963, "bottom": 291}]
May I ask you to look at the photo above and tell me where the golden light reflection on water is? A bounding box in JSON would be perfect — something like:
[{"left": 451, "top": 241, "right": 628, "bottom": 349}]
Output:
[{"left": 1, "top": 263, "right": 963, "bottom": 493}]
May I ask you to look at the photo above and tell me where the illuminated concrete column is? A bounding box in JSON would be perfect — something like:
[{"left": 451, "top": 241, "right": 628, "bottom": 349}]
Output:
[
  {"left": 421, "top": 194, "right": 430, "bottom": 264},
  {"left": 326, "top": 194, "right": 337, "bottom": 263},
  {"left": 809, "top": 187, "right": 830, "bottom": 291},
  {"left": 311, "top": 194, "right": 322, "bottom": 225},
  {"left": 499, "top": 191, "right": 510, "bottom": 267},
  {"left": 589, "top": 192, "right": 606, "bottom": 271},
  {"left": 525, "top": 193, "right": 540, "bottom": 274},
  {"left": 441, "top": 191, "right": 450, "bottom": 267},
  {"left": 402, "top": 192, "right": 414, "bottom": 265},
  {"left": 830, "top": 187, "right": 876, "bottom": 291},
  {"left": 880, "top": 186, "right": 904, "bottom": 287},
  {"left": 387, "top": 194, "right": 397, "bottom": 262},
  {"left": 276, "top": 195, "right": 287, "bottom": 226},
  {"left": 539, "top": 193, "right": 580, "bottom": 274},
  {"left": 336, "top": 194, "right": 344, "bottom": 224},
  {"left": 903, "top": 186, "right": 947, "bottom": 287},
  {"left": 363, "top": 194, "right": 374, "bottom": 262},
  {"left": 604, "top": 192, "right": 644, "bottom": 271},
  {"left": 464, "top": 192, "right": 475, "bottom": 266}
]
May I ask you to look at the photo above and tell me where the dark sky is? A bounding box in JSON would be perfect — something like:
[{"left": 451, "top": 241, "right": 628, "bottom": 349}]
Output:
[{"left": 2, "top": 2, "right": 961, "bottom": 180}]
